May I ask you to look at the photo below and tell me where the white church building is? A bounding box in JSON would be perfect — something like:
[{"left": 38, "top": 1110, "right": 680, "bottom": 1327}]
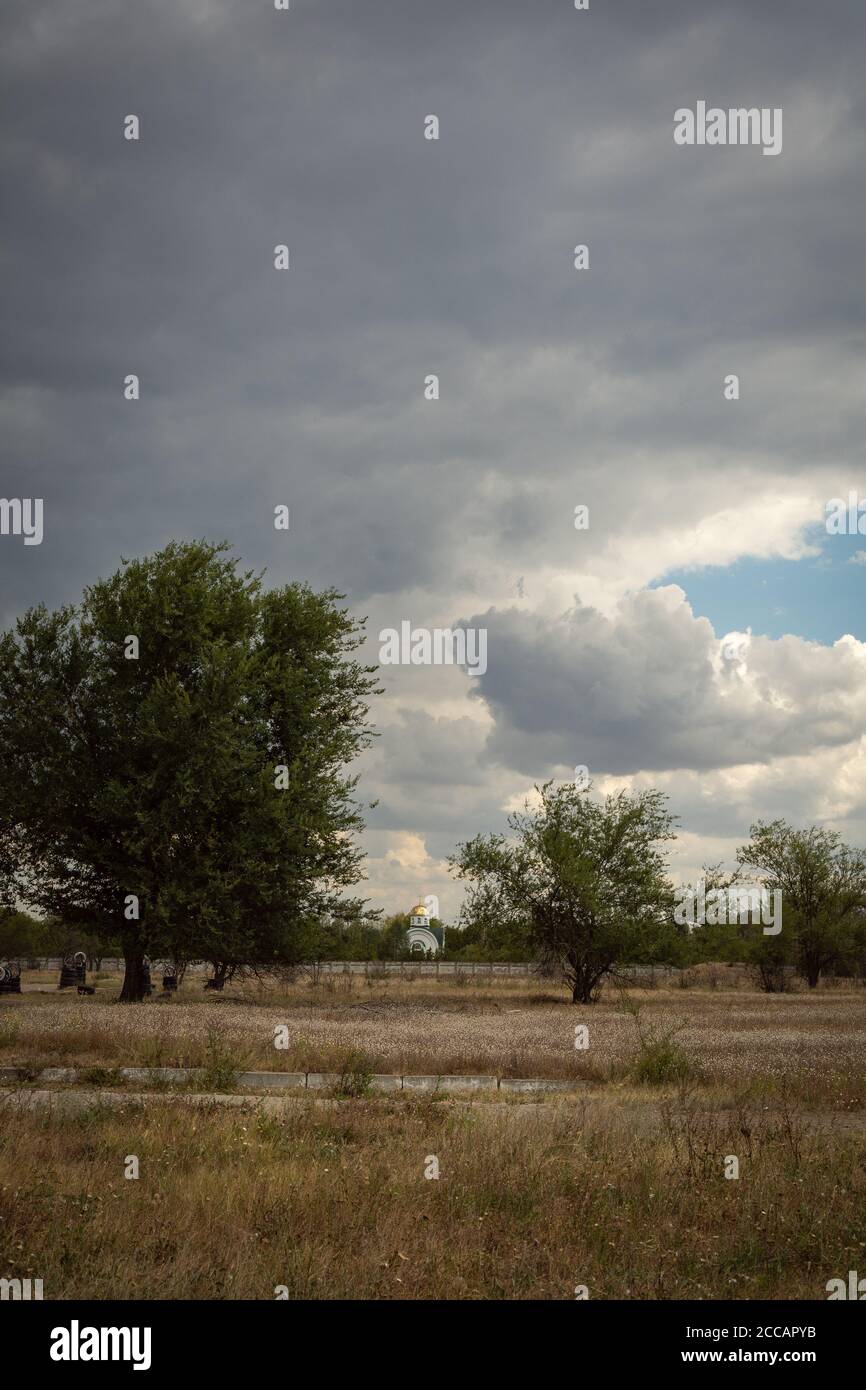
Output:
[{"left": 406, "top": 900, "right": 444, "bottom": 955}]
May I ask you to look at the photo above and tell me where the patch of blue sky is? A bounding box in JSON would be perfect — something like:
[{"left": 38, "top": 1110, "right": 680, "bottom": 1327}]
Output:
[{"left": 650, "top": 524, "right": 866, "bottom": 644}]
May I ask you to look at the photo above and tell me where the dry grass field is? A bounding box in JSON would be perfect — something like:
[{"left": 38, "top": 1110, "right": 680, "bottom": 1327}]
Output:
[
  {"left": 1, "top": 1089, "right": 864, "bottom": 1300},
  {"left": 2, "top": 968, "right": 865, "bottom": 1299},
  {"left": 2, "top": 967, "right": 865, "bottom": 1105}
]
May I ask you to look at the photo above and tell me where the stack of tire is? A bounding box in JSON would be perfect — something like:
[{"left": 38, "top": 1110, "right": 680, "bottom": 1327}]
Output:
[
  {"left": 58, "top": 951, "right": 87, "bottom": 990},
  {"left": 0, "top": 961, "right": 21, "bottom": 994}
]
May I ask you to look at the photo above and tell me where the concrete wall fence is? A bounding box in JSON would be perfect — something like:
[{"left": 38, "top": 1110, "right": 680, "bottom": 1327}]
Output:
[
  {"left": 22, "top": 959, "right": 682, "bottom": 981},
  {"left": 28, "top": 958, "right": 536, "bottom": 976}
]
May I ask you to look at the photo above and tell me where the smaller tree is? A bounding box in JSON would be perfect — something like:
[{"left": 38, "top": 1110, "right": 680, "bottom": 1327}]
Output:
[
  {"left": 737, "top": 821, "right": 866, "bottom": 988},
  {"left": 450, "top": 781, "right": 677, "bottom": 1002}
]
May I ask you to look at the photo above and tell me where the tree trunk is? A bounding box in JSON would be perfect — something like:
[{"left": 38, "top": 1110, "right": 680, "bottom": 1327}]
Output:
[
  {"left": 120, "top": 945, "right": 149, "bottom": 1002},
  {"left": 569, "top": 959, "right": 605, "bottom": 1003},
  {"left": 799, "top": 950, "right": 821, "bottom": 989}
]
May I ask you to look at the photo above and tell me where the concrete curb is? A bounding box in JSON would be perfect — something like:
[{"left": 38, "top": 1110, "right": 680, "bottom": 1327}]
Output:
[
  {"left": 0, "top": 1065, "right": 582, "bottom": 1094},
  {"left": 401, "top": 1074, "right": 498, "bottom": 1092}
]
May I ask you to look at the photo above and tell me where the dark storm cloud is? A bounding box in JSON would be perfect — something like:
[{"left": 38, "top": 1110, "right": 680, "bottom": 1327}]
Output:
[
  {"left": 466, "top": 588, "right": 866, "bottom": 776},
  {"left": 2, "top": 0, "right": 865, "bottom": 624}
]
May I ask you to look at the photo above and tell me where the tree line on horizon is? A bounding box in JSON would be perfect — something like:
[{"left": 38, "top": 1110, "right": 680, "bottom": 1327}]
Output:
[{"left": 1, "top": 540, "right": 865, "bottom": 1001}]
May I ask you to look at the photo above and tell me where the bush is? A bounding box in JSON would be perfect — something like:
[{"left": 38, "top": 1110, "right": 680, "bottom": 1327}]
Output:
[
  {"left": 82, "top": 1066, "right": 123, "bottom": 1088},
  {"left": 632, "top": 1037, "right": 697, "bottom": 1086},
  {"left": 621, "top": 991, "right": 701, "bottom": 1086},
  {"left": 201, "top": 1031, "right": 248, "bottom": 1092},
  {"left": 334, "top": 1049, "right": 373, "bottom": 1098}
]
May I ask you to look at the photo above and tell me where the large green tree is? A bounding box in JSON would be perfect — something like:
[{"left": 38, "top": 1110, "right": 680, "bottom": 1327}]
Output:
[
  {"left": 0, "top": 541, "right": 379, "bottom": 999},
  {"left": 737, "top": 820, "right": 866, "bottom": 988},
  {"left": 450, "top": 781, "right": 677, "bottom": 1002}
]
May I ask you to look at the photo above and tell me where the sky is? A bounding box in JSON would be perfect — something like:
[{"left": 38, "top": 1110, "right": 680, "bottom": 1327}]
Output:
[{"left": 2, "top": 0, "right": 865, "bottom": 921}]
